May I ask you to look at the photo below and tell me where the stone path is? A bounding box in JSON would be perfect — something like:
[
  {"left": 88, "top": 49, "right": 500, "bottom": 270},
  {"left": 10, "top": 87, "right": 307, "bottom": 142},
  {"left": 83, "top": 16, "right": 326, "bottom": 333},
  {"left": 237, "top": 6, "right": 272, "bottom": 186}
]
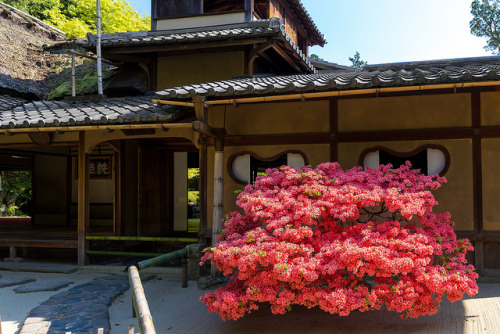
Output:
[
  {"left": 0, "top": 277, "right": 35, "bottom": 288},
  {"left": 19, "top": 275, "right": 130, "bottom": 334},
  {"left": 14, "top": 281, "right": 73, "bottom": 294}
]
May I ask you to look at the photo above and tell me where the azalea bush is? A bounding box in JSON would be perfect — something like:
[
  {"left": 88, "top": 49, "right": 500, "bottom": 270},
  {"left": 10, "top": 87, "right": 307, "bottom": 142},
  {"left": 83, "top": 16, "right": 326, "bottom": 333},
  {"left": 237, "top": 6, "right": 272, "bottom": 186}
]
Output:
[{"left": 201, "top": 162, "right": 478, "bottom": 321}]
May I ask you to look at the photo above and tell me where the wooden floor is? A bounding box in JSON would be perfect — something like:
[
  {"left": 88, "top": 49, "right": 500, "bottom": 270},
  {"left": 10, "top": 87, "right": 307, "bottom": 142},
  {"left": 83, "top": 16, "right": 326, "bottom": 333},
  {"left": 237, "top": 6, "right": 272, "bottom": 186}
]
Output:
[{"left": 0, "top": 225, "right": 111, "bottom": 249}]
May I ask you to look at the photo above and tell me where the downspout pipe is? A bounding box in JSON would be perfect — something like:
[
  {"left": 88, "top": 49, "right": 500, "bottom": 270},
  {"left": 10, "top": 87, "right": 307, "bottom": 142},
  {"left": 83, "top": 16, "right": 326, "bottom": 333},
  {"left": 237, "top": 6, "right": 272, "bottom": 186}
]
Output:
[{"left": 96, "top": 0, "right": 103, "bottom": 96}]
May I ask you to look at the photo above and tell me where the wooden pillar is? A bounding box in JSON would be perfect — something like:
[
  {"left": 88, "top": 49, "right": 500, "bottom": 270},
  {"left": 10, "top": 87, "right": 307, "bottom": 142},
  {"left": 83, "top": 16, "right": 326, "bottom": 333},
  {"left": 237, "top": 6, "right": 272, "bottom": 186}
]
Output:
[
  {"left": 329, "top": 99, "right": 338, "bottom": 162},
  {"left": 471, "top": 90, "right": 484, "bottom": 274},
  {"left": 244, "top": 0, "right": 254, "bottom": 21},
  {"left": 77, "top": 131, "right": 90, "bottom": 266},
  {"left": 211, "top": 136, "right": 224, "bottom": 276},
  {"left": 113, "top": 145, "right": 122, "bottom": 235},
  {"left": 66, "top": 152, "right": 72, "bottom": 226},
  {"left": 198, "top": 137, "right": 208, "bottom": 245}
]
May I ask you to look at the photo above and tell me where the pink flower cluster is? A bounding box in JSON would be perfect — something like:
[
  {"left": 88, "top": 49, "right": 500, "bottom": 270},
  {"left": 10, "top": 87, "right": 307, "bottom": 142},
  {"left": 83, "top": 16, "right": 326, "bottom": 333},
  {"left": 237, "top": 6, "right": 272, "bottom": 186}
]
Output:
[{"left": 200, "top": 162, "right": 478, "bottom": 320}]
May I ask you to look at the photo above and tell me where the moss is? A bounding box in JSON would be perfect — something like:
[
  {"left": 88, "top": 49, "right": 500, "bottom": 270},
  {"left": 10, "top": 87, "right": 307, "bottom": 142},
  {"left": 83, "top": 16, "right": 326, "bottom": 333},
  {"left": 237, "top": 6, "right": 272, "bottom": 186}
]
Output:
[{"left": 48, "top": 64, "right": 114, "bottom": 100}]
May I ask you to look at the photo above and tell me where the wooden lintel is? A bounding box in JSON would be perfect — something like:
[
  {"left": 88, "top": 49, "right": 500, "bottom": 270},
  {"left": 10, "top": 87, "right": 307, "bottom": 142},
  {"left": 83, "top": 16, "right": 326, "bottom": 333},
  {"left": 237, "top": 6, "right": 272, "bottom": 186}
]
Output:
[
  {"left": 272, "top": 44, "right": 302, "bottom": 72},
  {"left": 106, "top": 38, "right": 269, "bottom": 55},
  {"left": 101, "top": 52, "right": 152, "bottom": 65},
  {"left": 192, "top": 121, "right": 217, "bottom": 137}
]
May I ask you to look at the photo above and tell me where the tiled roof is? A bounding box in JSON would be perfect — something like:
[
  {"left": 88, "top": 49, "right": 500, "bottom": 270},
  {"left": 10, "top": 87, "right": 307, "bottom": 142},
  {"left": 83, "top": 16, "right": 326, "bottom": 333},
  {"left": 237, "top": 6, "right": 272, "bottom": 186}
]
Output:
[
  {"left": 309, "top": 59, "right": 353, "bottom": 73},
  {"left": 80, "top": 19, "right": 316, "bottom": 73},
  {"left": 0, "top": 96, "right": 188, "bottom": 129},
  {"left": 0, "top": 94, "right": 26, "bottom": 111},
  {"left": 156, "top": 57, "right": 500, "bottom": 99},
  {"left": 287, "top": 0, "right": 325, "bottom": 46}
]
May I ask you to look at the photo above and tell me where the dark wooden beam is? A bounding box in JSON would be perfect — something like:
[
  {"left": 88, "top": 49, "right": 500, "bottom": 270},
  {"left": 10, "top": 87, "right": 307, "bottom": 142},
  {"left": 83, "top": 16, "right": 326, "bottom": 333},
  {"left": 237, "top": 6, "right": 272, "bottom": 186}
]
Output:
[
  {"left": 337, "top": 128, "right": 474, "bottom": 143},
  {"left": 248, "top": 40, "right": 274, "bottom": 74},
  {"left": 271, "top": 44, "right": 301, "bottom": 72},
  {"left": 192, "top": 121, "right": 217, "bottom": 138},
  {"left": 101, "top": 52, "right": 152, "bottom": 64},
  {"left": 220, "top": 133, "right": 330, "bottom": 146},
  {"left": 106, "top": 38, "right": 269, "bottom": 55}
]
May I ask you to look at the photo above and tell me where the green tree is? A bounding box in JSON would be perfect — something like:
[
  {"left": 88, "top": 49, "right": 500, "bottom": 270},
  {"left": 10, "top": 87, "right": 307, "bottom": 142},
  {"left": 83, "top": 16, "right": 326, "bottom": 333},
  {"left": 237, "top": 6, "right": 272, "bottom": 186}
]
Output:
[
  {"left": 349, "top": 51, "right": 367, "bottom": 69},
  {"left": 0, "top": 171, "right": 32, "bottom": 216},
  {"left": 470, "top": 0, "right": 500, "bottom": 53},
  {"left": 309, "top": 54, "right": 324, "bottom": 61},
  {"left": 3, "top": 0, "right": 150, "bottom": 38}
]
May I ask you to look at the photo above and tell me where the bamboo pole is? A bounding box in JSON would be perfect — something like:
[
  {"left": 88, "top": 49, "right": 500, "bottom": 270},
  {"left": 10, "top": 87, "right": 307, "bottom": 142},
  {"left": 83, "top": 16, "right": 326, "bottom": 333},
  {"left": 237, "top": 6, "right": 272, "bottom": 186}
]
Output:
[
  {"left": 71, "top": 51, "right": 76, "bottom": 97},
  {"left": 152, "top": 99, "right": 194, "bottom": 108},
  {"left": 136, "top": 248, "right": 188, "bottom": 271},
  {"left": 86, "top": 235, "right": 198, "bottom": 242},
  {"left": 128, "top": 265, "right": 156, "bottom": 334},
  {"left": 96, "top": 0, "right": 103, "bottom": 96},
  {"left": 155, "top": 80, "right": 500, "bottom": 109},
  {"left": 86, "top": 250, "right": 164, "bottom": 257},
  {"left": 3, "top": 123, "right": 192, "bottom": 134}
]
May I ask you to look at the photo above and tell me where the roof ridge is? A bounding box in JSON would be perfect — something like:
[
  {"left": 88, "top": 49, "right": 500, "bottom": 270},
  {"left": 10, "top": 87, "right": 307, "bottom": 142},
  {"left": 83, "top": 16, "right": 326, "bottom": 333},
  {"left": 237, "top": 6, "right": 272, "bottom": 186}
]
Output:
[{"left": 0, "top": 1, "right": 66, "bottom": 39}]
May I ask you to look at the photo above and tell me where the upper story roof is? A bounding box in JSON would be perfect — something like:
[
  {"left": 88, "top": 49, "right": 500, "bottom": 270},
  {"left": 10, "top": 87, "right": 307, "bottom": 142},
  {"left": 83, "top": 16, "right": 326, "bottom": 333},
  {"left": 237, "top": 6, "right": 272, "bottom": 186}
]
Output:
[
  {"left": 80, "top": 18, "right": 316, "bottom": 73},
  {"left": 156, "top": 56, "right": 500, "bottom": 99},
  {"left": 285, "top": 0, "right": 325, "bottom": 46}
]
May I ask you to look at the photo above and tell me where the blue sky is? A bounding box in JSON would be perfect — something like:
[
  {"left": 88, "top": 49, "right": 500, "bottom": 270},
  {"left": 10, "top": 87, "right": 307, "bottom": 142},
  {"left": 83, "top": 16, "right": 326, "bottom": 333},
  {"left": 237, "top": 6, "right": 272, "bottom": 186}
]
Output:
[{"left": 126, "top": 0, "right": 492, "bottom": 66}]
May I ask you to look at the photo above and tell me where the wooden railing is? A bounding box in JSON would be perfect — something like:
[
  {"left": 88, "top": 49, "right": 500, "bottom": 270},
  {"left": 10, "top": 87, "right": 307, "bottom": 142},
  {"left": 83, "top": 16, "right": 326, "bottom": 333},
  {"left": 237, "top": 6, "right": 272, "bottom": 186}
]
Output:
[{"left": 127, "top": 247, "right": 190, "bottom": 334}]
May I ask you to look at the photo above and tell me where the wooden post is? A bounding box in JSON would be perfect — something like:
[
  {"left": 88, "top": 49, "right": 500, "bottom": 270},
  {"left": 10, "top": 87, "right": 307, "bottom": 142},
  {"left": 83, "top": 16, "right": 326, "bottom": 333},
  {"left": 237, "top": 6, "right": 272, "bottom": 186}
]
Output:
[
  {"left": 182, "top": 257, "right": 188, "bottom": 288},
  {"left": 77, "top": 131, "right": 90, "bottom": 266},
  {"left": 211, "top": 136, "right": 224, "bottom": 277},
  {"left": 0, "top": 312, "right": 3, "bottom": 334},
  {"left": 198, "top": 137, "right": 207, "bottom": 244},
  {"left": 113, "top": 147, "right": 122, "bottom": 235},
  {"left": 244, "top": 0, "right": 254, "bottom": 21},
  {"left": 128, "top": 326, "right": 135, "bottom": 334}
]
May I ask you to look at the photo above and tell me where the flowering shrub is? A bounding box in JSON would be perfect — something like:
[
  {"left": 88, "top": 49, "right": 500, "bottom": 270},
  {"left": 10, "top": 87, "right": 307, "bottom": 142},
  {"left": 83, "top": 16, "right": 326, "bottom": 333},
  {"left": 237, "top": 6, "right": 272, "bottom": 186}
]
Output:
[{"left": 201, "top": 162, "right": 478, "bottom": 320}]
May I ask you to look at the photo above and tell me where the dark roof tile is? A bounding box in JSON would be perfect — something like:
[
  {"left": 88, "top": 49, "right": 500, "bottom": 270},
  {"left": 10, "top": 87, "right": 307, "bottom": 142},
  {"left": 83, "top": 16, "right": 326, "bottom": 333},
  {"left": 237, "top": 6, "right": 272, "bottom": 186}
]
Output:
[
  {"left": 0, "top": 96, "right": 190, "bottom": 129},
  {"left": 157, "top": 57, "right": 500, "bottom": 99}
]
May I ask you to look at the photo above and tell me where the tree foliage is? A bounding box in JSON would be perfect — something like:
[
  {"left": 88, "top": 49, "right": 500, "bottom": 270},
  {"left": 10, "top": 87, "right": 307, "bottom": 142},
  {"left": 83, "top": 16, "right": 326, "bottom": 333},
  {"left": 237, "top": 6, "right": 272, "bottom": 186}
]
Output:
[
  {"left": 349, "top": 51, "right": 367, "bottom": 69},
  {"left": 470, "top": 0, "right": 500, "bottom": 53},
  {"left": 3, "top": 0, "right": 150, "bottom": 38},
  {"left": 0, "top": 171, "right": 31, "bottom": 216},
  {"left": 309, "top": 54, "right": 324, "bottom": 61},
  {"left": 201, "top": 163, "right": 478, "bottom": 321}
]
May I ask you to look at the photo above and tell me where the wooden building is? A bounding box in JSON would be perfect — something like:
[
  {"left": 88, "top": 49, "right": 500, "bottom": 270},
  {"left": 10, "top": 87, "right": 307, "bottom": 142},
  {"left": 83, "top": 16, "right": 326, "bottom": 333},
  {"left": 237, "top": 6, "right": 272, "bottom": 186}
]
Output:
[{"left": 1, "top": 1, "right": 500, "bottom": 277}]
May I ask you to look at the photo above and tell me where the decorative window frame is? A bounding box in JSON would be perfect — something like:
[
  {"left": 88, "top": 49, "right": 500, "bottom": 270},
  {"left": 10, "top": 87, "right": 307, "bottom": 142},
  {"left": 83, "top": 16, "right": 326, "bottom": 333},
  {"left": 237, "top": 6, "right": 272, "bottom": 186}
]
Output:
[
  {"left": 358, "top": 144, "right": 451, "bottom": 177},
  {"left": 227, "top": 150, "right": 308, "bottom": 185}
]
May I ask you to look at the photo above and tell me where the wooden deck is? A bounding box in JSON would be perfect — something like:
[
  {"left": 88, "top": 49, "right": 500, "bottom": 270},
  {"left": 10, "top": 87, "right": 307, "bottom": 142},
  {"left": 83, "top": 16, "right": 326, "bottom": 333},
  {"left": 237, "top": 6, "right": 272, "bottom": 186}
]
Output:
[{"left": 0, "top": 226, "right": 80, "bottom": 249}]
